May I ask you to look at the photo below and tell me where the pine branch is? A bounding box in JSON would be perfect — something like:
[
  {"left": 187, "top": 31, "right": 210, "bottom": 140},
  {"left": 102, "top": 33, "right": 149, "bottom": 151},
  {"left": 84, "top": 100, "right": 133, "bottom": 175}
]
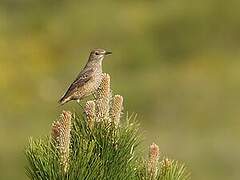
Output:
[
  {"left": 159, "top": 159, "right": 190, "bottom": 180},
  {"left": 25, "top": 73, "right": 190, "bottom": 180}
]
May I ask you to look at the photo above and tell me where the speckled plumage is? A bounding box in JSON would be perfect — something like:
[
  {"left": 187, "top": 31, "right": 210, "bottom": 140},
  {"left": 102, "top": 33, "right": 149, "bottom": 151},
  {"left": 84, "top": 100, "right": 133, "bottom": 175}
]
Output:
[{"left": 59, "top": 49, "right": 111, "bottom": 105}]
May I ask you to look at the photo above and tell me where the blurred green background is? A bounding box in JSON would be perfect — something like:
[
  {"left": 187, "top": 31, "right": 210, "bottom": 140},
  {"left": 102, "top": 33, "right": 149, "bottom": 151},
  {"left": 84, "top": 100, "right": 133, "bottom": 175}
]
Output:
[{"left": 1, "top": 0, "right": 240, "bottom": 179}]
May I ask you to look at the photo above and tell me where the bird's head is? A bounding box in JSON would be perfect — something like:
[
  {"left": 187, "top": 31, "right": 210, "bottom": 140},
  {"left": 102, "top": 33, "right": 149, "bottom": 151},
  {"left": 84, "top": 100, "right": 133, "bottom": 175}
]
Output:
[{"left": 88, "top": 48, "right": 112, "bottom": 63}]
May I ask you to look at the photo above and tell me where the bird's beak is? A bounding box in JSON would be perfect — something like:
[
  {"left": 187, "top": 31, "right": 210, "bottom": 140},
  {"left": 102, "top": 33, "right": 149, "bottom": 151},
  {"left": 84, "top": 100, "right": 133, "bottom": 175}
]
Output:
[{"left": 105, "top": 51, "right": 112, "bottom": 55}]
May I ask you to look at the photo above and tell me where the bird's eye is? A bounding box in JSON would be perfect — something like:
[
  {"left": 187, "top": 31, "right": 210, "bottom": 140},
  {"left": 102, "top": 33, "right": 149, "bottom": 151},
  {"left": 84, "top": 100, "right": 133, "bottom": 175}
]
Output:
[{"left": 95, "top": 52, "right": 100, "bottom": 55}]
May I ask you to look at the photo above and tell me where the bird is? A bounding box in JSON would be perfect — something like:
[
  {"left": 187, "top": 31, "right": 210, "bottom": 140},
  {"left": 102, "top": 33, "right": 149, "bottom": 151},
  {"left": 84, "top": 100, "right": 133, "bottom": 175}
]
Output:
[{"left": 58, "top": 48, "right": 112, "bottom": 105}]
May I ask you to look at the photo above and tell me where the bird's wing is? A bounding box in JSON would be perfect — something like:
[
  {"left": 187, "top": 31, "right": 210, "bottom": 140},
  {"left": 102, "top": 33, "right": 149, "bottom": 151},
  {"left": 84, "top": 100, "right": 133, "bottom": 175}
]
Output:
[{"left": 60, "top": 68, "right": 94, "bottom": 100}]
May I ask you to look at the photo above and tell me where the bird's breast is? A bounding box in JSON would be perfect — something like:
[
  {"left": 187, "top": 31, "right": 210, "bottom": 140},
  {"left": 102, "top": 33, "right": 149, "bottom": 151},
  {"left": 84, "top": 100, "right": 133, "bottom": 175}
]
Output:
[{"left": 93, "top": 69, "right": 103, "bottom": 88}]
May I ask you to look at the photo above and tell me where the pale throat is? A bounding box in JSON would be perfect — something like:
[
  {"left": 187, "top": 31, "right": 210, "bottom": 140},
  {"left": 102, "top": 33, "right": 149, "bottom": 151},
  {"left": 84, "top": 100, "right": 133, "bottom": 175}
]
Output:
[{"left": 99, "top": 56, "right": 104, "bottom": 66}]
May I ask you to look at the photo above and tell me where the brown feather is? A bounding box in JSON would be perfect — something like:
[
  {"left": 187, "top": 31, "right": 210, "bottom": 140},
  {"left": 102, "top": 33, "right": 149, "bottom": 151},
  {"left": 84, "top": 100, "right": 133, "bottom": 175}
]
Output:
[{"left": 59, "top": 68, "right": 94, "bottom": 104}]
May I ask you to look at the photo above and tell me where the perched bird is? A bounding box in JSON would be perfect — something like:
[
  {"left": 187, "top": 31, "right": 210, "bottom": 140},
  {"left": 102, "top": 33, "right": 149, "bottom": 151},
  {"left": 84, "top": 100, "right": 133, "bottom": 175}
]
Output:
[{"left": 59, "top": 49, "right": 112, "bottom": 105}]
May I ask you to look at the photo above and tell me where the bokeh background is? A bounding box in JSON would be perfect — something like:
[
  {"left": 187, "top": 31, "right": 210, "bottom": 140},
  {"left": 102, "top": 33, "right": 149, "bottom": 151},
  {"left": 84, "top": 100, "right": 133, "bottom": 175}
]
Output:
[{"left": 1, "top": 0, "right": 240, "bottom": 179}]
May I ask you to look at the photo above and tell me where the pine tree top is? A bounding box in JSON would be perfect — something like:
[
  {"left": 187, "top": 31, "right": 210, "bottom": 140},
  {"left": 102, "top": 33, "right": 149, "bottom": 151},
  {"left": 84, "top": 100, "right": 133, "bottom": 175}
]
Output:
[{"left": 25, "top": 73, "right": 190, "bottom": 180}]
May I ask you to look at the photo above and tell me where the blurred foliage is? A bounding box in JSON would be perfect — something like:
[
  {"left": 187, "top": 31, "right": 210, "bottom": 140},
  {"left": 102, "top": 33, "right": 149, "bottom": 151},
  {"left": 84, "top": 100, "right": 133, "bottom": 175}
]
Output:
[{"left": 0, "top": 0, "right": 240, "bottom": 179}]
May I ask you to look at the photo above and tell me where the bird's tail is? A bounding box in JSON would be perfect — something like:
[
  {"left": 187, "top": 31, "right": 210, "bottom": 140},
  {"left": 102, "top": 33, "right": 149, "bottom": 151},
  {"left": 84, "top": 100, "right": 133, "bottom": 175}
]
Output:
[{"left": 58, "top": 96, "right": 71, "bottom": 106}]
